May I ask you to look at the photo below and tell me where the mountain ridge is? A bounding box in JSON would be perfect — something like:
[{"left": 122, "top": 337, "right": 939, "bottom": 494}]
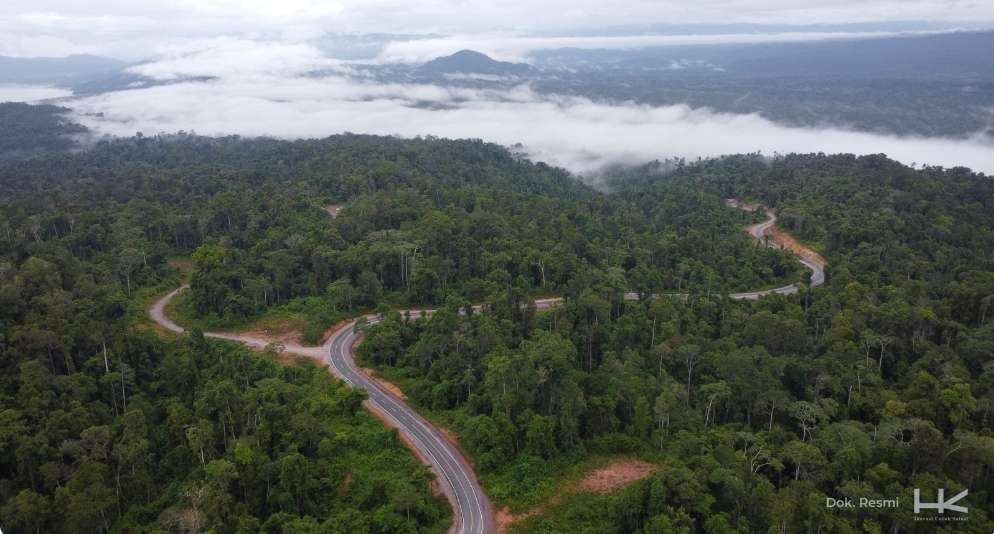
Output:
[
  {"left": 419, "top": 49, "right": 530, "bottom": 76},
  {"left": 0, "top": 54, "right": 128, "bottom": 86}
]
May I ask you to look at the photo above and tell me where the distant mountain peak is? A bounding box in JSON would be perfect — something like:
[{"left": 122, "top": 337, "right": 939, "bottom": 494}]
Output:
[
  {"left": 420, "top": 49, "right": 529, "bottom": 76},
  {"left": 447, "top": 49, "right": 497, "bottom": 61}
]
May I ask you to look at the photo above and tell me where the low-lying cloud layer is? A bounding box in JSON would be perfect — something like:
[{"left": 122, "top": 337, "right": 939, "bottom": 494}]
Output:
[
  {"left": 68, "top": 40, "right": 994, "bottom": 176},
  {"left": 0, "top": 84, "right": 72, "bottom": 102},
  {"left": 375, "top": 30, "right": 954, "bottom": 63},
  {"left": 4, "top": 0, "right": 994, "bottom": 59}
]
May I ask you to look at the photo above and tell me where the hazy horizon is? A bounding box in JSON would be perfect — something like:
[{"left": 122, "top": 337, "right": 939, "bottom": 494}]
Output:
[{"left": 3, "top": 2, "right": 994, "bottom": 175}]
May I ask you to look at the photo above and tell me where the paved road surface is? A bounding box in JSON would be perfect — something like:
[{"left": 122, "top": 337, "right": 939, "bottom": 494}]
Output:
[
  {"left": 731, "top": 205, "right": 826, "bottom": 298},
  {"left": 326, "top": 319, "right": 493, "bottom": 534},
  {"left": 149, "top": 290, "right": 491, "bottom": 534},
  {"left": 549, "top": 205, "right": 825, "bottom": 305},
  {"left": 148, "top": 199, "right": 822, "bottom": 534}
]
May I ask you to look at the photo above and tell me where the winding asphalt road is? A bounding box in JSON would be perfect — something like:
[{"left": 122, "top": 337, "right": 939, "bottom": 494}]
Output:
[
  {"left": 327, "top": 319, "right": 492, "bottom": 534},
  {"left": 149, "top": 291, "right": 493, "bottom": 534},
  {"left": 726, "top": 204, "right": 826, "bottom": 299},
  {"left": 564, "top": 204, "right": 825, "bottom": 304},
  {"left": 147, "top": 199, "right": 821, "bottom": 534}
]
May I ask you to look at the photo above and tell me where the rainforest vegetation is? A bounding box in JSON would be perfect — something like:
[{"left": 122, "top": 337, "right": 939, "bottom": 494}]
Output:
[
  {"left": 360, "top": 155, "right": 994, "bottom": 533},
  {"left": 0, "top": 102, "right": 87, "bottom": 158},
  {"left": 2, "top": 104, "right": 993, "bottom": 532}
]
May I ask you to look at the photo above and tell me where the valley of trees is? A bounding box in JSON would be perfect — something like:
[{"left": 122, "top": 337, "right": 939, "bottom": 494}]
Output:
[{"left": 2, "top": 104, "right": 992, "bottom": 532}]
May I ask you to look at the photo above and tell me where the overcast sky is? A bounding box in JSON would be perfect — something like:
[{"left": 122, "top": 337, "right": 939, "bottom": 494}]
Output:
[
  {"left": 2, "top": 0, "right": 993, "bottom": 59},
  {"left": 59, "top": 37, "right": 994, "bottom": 176},
  {"left": 4, "top": 2, "right": 994, "bottom": 176}
]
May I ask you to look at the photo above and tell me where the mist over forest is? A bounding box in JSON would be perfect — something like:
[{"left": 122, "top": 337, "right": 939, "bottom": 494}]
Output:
[
  {"left": 2, "top": 3, "right": 994, "bottom": 534},
  {"left": 4, "top": 28, "right": 994, "bottom": 174}
]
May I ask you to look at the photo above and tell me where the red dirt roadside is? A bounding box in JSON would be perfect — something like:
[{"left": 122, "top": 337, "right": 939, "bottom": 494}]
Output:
[{"left": 496, "top": 458, "right": 657, "bottom": 533}]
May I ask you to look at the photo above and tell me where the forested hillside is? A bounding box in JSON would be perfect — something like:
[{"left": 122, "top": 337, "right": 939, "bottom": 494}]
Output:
[
  {"left": 0, "top": 103, "right": 87, "bottom": 158},
  {"left": 360, "top": 155, "right": 994, "bottom": 532},
  {"left": 3, "top": 103, "right": 992, "bottom": 533},
  {"left": 1, "top": 130, "right": 796, "bottom": 341},
  {"left": 0, "top": 106, "right": 797, "bottom": 532}
]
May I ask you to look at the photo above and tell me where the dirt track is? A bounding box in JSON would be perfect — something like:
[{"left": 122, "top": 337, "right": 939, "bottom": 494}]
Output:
[{"left": 148, "top": 199, "right": 823, "bottom": 533}]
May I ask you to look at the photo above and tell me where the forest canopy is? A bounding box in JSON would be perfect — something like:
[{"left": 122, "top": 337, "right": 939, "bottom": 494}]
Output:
[
  {"left": 0, "top": 102, "right": 87, "bottom": 158},
  {"left": 1, "top": 104, "right": 993, "bottom": 533}
]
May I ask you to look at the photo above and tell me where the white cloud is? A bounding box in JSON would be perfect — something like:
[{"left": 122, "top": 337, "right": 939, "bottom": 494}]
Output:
[
  {"left": 129, "top": 38, "right": 348, "bottom": 80},
  {"left": 0, "top": 84, "right": 72, "bottom": 102},
  {"left": 375, "top": 29, "right": 951, "bottom": 63},
  {"left": 2, "top": 1, "right": 994, "bottom": 59},
  {"left": 66, "top": 41, "right": 994, "bottom": 175},
  {"left": 0, "top": 33, "right": 95, "bottom": 57}
]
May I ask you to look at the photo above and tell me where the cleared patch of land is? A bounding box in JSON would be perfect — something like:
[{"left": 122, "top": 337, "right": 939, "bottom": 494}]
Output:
[
  {"left": 577, "top": 459, "right": 656, "bottom": 492},
  {"left": 767, "top": 224, "right": 827, "bottom": 268},
  {"left": 497, "top": 458, "right": 657, "bottom": 533},
  {"left": 241, "top": 315, "right": 310, "bottom": 346}
]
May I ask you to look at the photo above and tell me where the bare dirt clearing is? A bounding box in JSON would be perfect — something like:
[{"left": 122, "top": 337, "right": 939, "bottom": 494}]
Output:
[
  {"left": 241, "top": 317, "right": 308, "bottom": 346},
  {"left": 767, "top": 225, "right": 827, "bottom": 268},
  {"left": 496, "top": 458, "right": 657, "bottom": 532},
  {"left": 578, "top": 459, "right": 656, "bottom": 492}
]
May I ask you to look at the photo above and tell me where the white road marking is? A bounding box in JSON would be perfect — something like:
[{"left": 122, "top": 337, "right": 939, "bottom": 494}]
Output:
[{"left": 148, "top": 200, "right": 820, "bottom": 534}]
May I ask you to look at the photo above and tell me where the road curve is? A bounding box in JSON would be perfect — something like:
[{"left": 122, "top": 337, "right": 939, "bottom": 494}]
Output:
[
  {"left": 327, "top": 319, "right": 493, "bottom": 534},
  {"left": 148, "top": 289, "right": 492, "bottom": 534},
  {"left": 728, "top": 201, "right": 826, "bottom": 299},
  {"left": 149, "top": 286, "right": 187, "bottom": 334},
  {"left": 148, "top": 200, "right": 819, "bottom": 534},
  {"left": 615, "top": 203, "right": 826, "bottom": 303}
]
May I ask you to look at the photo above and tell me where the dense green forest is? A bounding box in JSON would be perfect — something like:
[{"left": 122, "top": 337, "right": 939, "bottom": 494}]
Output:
[
  {"left": 2, "top": 120, "right": 509, "bottom": 531},
  {"left": 360, "top": 154, "right": 994, "bottom": 532},
  {"left": 2, "top": 103, "right": 992, "bottom": 532},
  {"left": 1, "top": 127, "right": 796, "bottom": 341},
  {"left": 0, "top": 102, "right": 87, "bottom": 158},
  {"left": 0, "top": 106, "right": 795, "bottom": 532}
]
